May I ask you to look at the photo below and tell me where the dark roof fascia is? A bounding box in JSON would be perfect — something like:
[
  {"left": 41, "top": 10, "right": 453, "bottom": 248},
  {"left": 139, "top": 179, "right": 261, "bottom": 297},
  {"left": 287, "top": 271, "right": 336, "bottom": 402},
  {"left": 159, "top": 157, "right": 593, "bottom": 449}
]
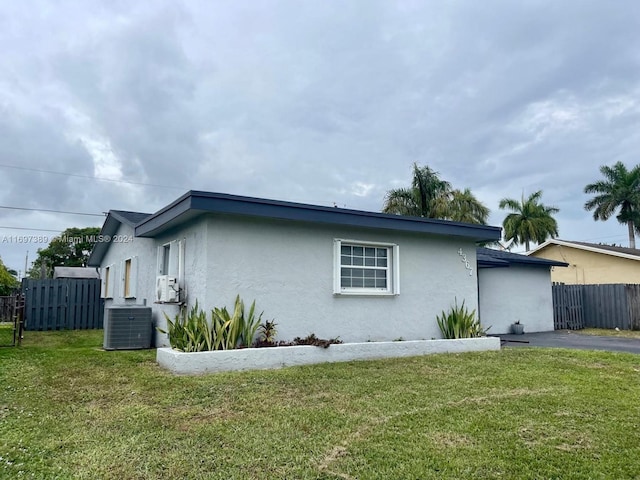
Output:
[
  {"left": 477, "top": 256, "right": 510, "bottom": 269},
  {"left": 135, "top": 190, "right": 502, "bottom": 242},
  {"left": 110, "top": 210, "right": 151, "bottom": 227},
  {"left": 87, "top": 209, "right": 150, "bottom": 267},
  {"left": 476, "top": 247, "right": 568, "bottom": 268}
]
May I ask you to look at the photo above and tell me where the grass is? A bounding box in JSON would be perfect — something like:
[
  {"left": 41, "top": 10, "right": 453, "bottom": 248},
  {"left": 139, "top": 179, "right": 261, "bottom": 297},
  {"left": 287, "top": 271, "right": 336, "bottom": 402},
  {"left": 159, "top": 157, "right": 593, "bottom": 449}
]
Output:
[
  {"left": 576, "top": 327, "right": 640, "bottom": 339},
  {"left": 0, "top": 322, "right": 15, "bottom": 348},
  {"left": 1, "top": 331, "right": 640, "bottom": 479}
]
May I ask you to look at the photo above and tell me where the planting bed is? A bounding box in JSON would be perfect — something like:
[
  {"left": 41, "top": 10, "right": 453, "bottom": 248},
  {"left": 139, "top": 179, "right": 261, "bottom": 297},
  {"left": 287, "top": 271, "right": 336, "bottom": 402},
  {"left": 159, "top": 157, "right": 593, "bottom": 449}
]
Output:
[{"left": 157, "top": 337, "right": 501, "bottom": 374}]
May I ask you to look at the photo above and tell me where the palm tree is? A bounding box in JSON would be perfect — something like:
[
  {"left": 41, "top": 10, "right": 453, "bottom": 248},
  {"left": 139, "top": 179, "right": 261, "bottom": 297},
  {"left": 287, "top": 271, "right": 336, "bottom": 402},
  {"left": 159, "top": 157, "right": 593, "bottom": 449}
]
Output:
[
  {"left": 383, "top": 163, "right": 451, "bottom": 217},
  {"left": 445, "top": 188, "right": 490, "bottom": 224},
  {"left": 584, "top": 162, "right": 640, "bottom": 249},
  {"left": 383, "top": 163, "right": 490, "bottom": 224},
  {"left": 499, "top": 191, "right": 559, "bottom": 251}
]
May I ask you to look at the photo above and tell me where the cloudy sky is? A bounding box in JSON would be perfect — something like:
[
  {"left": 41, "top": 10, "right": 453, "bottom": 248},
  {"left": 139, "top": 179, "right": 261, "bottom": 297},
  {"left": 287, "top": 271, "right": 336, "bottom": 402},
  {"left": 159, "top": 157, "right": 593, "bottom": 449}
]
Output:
[{"left": 1, "top": 0, "right": 639, "bottom": 273}]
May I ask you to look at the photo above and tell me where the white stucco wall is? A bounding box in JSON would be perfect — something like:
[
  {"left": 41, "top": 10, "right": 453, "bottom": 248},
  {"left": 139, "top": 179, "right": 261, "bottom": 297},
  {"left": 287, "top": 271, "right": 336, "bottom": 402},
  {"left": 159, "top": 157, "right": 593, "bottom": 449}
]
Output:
[
  {"left": 201, "top": 214, "right": 481, "bottom": 343},
  {"left": 101, "top": 214, "right": 487, "bottom": 345},
  {"left": 100, "top": 221, "right": 209, "bottom": 346},
  {"left": 151, "top": 222, "right": 209, "bottom": 345},
  {"left": 478, "top": 265, "right": 555, "bottom": 334}
]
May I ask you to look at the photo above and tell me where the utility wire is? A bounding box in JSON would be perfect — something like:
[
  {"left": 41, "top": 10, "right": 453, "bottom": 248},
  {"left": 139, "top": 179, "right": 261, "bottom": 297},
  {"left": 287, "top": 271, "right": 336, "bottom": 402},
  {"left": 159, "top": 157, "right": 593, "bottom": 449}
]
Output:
[
  {"left": 0, "top": 205, "right": 105, "bottom": 217},
  {"left": 0, "top": 226, "right": 63, "bottom": 233},
  {"left": 0, "top": 163, "right": 186, "bottom": 191},
  {"left": 0, "top": 163, "right": 342, "bottom": 208}
]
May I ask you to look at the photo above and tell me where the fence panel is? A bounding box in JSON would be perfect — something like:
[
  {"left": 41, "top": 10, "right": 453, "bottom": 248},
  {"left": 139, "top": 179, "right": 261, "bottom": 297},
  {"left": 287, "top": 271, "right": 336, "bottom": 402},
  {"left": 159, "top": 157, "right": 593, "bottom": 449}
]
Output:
[
  {"left": 552, "top": 284, "right": 584, "bottom": 330},
  {"left": 0, "top": 296, "right": 14, "bottom": 322},
  {"left": 22, "top": 278, "right": 104, "bottom": 331},
  {"left": 0, "top": 295, "right": 16, "bottom": 347},
  {"left": 582, "top": 284, "right": 629, "bottom": 330},
  {"left": 552, "top": 283, "right": 640, "bottom": 331},
  {"left": 626, "top": 285, "right": 640, "bottom": 330}
]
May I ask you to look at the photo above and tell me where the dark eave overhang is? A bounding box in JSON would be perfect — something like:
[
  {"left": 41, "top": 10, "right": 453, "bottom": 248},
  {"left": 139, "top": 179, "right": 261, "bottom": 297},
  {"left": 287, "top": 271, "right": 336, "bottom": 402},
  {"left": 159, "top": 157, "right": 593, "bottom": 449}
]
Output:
[
  {"left": 134, "top": 191, "right": 502, "bottom": 242},
  {"left": 476, "top": 247, "right": 568, "bottom": 269},
  {"left": 87, "top": 210, "right": 151, "bottom": 267}
]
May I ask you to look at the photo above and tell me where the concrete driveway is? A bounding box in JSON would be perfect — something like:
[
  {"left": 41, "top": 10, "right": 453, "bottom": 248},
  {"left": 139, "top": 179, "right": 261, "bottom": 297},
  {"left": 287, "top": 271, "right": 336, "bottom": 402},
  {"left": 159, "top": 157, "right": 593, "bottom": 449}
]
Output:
[{"left": 498, "top": 331, "right": 640, "bottom": 354}]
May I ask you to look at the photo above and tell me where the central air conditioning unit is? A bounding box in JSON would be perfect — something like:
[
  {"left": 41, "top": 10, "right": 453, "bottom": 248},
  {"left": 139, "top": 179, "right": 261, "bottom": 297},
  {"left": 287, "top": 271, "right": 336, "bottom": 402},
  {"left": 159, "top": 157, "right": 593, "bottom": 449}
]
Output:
[
  {"left": 156, "top": 275, "right": 178, "bottom": 302},
  {"left": 103, "top": 306, "right": 152, "bottom": 350}
]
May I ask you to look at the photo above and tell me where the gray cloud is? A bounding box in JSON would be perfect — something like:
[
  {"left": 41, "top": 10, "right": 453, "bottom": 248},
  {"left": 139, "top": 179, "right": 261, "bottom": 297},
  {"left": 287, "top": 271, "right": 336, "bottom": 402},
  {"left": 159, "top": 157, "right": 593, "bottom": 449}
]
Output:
[{"left": 1, "top": 0, "right": 639, "bottom": 270}]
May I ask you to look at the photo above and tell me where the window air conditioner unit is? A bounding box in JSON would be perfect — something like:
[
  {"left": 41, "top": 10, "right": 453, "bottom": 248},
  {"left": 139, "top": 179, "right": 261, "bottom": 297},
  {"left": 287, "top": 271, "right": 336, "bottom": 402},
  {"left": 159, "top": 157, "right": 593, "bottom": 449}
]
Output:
[
  {"left": 156, "top": 275, "right": 178, "bottom": 302},
  {"left": 103, "top": 306, "right": 152, "bottom": 350}
]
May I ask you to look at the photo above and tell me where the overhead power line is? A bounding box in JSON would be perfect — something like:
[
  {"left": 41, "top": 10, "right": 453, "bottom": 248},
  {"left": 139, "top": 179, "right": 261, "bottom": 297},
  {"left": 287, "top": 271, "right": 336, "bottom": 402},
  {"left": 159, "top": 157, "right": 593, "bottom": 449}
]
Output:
[
  {"left": 0, "top": 226, "right": 63, "bottom": 233},
  {"left": 0, "top": 162, "right": 344, "bottom": 208},
  {"left": 0, "top": 205, "right": 105, "bottom": 217},
  {"left": 0, "top": 163, "right": 185, "bottom": 191}
]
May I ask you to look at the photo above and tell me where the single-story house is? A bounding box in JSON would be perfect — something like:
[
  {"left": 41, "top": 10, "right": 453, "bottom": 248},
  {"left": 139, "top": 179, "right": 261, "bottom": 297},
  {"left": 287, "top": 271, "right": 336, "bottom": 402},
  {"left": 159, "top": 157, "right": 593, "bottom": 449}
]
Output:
[
  {"left": 477, "top": 248, "right": 567, "bottom": 334},
  {"left": 527, "top": 239, "right": 640, "bottom": 284},
  {"left": 88, "top": 191, "right": 504, "bottom": 346}
]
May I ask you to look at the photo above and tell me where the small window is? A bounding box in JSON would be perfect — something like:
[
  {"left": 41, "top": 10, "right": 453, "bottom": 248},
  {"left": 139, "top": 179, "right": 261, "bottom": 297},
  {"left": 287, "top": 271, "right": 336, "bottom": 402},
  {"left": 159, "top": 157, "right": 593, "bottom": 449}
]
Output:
[
  {"left": 121, "top": 257, "right": 137, "bottom": 299},
  {"left": 124, "top": 259, "right": 132, "bottom": 298},
  {"left": 101, "top": 264, "right": 114, "bottom": 299},
  {"left": 160, "top": 244, "right": 171, "bottom": 275},
  {"left": 334, "top": 239, "right": 399, "bottom": 295},
  {"left": 157, "top": 241, "right": 180, "bottom": 277}
]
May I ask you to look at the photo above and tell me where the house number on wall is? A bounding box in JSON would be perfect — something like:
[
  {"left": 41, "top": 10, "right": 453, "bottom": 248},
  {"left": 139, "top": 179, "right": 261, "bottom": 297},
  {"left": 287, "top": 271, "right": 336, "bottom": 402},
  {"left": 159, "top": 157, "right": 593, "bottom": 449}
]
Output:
[{"left": 458, "top": 248, "right": 473, "bottom": 276}]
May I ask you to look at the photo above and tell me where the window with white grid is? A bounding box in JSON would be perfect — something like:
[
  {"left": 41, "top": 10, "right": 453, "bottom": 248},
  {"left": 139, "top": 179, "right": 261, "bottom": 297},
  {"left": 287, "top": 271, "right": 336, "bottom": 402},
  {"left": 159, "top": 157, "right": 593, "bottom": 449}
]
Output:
[{"left": 334, "top": 240, "right": 399, "bottom": 295}]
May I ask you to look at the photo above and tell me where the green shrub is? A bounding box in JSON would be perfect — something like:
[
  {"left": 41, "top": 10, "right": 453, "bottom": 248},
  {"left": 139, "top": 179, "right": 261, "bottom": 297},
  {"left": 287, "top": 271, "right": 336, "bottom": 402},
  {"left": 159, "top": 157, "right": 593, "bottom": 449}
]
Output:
[
  {"left": 436, "top": 299, "right": 489, "bottom": 339},
  {"left": 158, "top": 301, "right": 212, "bottom": 352},
  {"left": 258, "top": 319, "right": 278, "bottom": 343},
  {"left": 159, "top": 295, "right": 263, "bottom": 352},
  {"left": 211, "top": 295, "right": 262, "bottom": 350}
]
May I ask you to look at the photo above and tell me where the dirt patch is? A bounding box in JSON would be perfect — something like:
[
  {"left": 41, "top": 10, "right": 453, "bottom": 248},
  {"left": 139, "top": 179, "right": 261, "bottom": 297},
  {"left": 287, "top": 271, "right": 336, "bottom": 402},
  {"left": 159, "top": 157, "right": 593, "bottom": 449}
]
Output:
[{"left": 430, "top": 431, "right": 472, "bottom": 448}]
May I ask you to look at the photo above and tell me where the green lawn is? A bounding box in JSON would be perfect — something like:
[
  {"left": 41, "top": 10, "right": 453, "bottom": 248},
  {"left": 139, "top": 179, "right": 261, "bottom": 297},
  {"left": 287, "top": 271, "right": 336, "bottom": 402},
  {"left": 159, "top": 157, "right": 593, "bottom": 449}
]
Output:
[
  {"left": 0, "top": 322, "right": 15, "bottom": 348},
  {"left": 1, "top": 331, "right": 640, "bottom": 479}
]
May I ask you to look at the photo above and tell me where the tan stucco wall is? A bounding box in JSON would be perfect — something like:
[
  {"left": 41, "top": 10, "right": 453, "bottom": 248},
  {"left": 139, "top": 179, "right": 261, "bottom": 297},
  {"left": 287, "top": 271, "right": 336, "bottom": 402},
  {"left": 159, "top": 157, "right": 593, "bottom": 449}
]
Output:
[{"left": 530, "top": 244, "right": 640, "bottom": 284}]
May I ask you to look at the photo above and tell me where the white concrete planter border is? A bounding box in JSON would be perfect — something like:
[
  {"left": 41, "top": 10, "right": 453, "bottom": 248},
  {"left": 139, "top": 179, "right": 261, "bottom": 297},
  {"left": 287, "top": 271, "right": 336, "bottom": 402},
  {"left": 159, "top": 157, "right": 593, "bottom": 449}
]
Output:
[{"left": 156, "top": 337, "right": 501, "bottom": 375}]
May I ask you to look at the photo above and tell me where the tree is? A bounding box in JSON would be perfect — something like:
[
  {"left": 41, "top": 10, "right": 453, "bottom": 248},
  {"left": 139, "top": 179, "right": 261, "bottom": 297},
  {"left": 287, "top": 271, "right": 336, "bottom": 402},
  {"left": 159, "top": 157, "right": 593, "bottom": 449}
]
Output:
[
  {"left": 382, "top": 163, "right": 489, "bottom": 224},
  {"left": 584, "top": 162, "right": 640, "bottom": 249},
  {"left": 446, "top": 188, "right": 490, "bottom": 224},
  {"left": 383, "top": 163, "right": 451, "bottom": 217},
  {"left": 28, "top": 227, "right": 101, "bottom": 278},
  {"left": 499, "top": 191, "right": 559, "bottom": 251},
  {"left": 0, "top": 256, "right": 19, "bottom": 295}
]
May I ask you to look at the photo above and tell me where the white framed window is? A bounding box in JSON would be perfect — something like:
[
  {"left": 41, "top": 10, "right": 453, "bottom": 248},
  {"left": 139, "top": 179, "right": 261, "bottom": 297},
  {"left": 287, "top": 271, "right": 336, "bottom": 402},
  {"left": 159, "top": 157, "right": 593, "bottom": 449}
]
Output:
[
  {"left": 160, "top": 244, "right": 171, "bottom": 275},
  {"left": 156, "top": 239, "right": 185, "bottom": 295},
  {"left": 121, "top": 256, "right": 138, "bottom": 299},
  {"left": 101, "top": 264, "right": 115, "bottom": 299},
  {"left": 333, "top": 239, "right": 400, "bottom": 295}
]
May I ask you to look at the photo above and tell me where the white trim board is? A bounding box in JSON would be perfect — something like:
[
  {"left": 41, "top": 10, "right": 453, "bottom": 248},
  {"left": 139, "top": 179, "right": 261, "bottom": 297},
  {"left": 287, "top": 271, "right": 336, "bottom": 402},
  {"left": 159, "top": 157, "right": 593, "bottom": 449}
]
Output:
[{"left": 527, "top": 239, "right": 640, "bottom": 262}]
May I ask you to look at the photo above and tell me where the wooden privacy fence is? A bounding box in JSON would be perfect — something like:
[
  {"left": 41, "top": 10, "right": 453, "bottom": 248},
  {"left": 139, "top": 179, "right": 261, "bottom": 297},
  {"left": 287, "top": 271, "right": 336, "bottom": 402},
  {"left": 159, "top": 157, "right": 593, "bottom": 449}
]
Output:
[
  {"left": 22, "top": 278, "right": 104, "bottom": 331},
  {"left": 0, "top": 293, "right": 25, "bottom": 347},
  {"left": 0, "top": 295, "right": 15, "bottom": 322},
  {"left": 552, "top": 283, "right": 640, "bottom": 331},
  {"left": 552, "top": 285, "right": 584, "bottom": 330}
]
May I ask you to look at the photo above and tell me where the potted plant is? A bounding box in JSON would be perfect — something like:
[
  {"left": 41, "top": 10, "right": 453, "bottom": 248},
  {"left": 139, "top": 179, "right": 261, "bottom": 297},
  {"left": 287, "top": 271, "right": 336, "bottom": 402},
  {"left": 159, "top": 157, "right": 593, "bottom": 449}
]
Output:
[{"left": 511, "top": 320, "right": 525, "bottom": 335}]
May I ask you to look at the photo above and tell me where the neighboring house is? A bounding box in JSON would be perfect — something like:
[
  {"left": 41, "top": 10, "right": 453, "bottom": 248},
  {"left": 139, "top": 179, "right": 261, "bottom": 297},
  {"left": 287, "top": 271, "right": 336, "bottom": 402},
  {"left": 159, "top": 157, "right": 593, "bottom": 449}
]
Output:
[
  {"left": 88, "top": 191, "right": 501, "bottom": 346},
  {"left": 527, "top": 239, "right": 640, "bottom": 285},
  {"left": 477, "top": 248, "right": 567, "bottom": 334},
  {"left": 53, "top": 267, "right": 100, "bottom": 279}
]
